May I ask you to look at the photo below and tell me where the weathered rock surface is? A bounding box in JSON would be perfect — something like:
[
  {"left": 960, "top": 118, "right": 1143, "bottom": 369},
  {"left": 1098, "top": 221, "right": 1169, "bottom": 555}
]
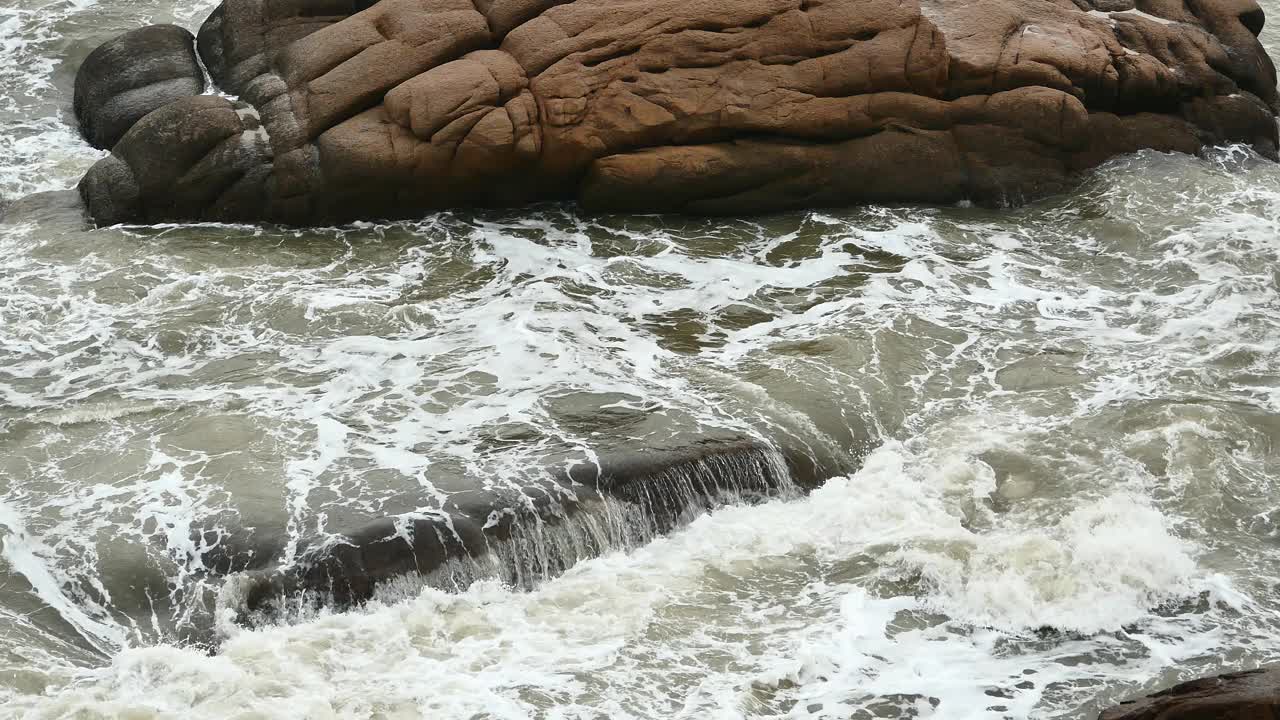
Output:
[
  {"left": 75, "top": 0, "right": 1279, "bottom": 224},
  {"left": 1100, "top": 667, "right": 1280, "bottom": 719},
  {"left": 73, "top": 24, "right": 206, "bottom": 150}
]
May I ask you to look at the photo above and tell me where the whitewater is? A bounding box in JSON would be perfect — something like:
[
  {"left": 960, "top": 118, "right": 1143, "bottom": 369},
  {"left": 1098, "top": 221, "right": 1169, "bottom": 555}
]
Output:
[{"left": 3, "top": 0, "right": 1280, "bottom": 718}]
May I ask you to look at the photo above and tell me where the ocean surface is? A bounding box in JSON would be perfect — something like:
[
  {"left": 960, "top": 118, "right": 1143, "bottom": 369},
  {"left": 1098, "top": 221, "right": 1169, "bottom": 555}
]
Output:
[{"left": 3, "top": 0, "right": 1280, "bottom": 717}]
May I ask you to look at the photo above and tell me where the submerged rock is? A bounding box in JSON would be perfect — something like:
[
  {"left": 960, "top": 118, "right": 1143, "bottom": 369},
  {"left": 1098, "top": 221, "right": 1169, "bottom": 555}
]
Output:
[
  {"left": 75, "top": 0, "right": 1278, "bottom": 224},
  {"left": 1100, "top": 667, "right": 1280, "bottom": 719},
  {"left": 72, "top": 24, "right": 206, "bottom": 150},
  {"left": 0, "top": 190, "right": 88, "bottom": 228},
  {"left": 229, "top": 438, "right": 802, "bottom": 619}
]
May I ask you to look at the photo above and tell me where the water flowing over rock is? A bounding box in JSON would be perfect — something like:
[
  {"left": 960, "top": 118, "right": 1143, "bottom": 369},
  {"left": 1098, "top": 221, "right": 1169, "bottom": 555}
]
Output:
[
  {"left": 226, "top": 438, "right": 802, "bottom": 621},
  {"left": 72, "top": 0, "right": 1278, "bottom": 225},
  {"left": 1099, "top": 667, "right": 1280, "bottom": 719}
]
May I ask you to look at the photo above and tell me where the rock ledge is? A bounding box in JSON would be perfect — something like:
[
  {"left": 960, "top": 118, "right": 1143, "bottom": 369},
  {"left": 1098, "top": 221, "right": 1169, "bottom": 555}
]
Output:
[{"left": 1100, "top": 667, "right": 1280, "bottom": 720}]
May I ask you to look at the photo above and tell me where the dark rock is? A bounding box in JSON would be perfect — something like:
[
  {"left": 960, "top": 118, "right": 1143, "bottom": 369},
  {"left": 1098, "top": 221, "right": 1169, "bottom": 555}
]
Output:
[
  {"left": 76, "top": 0, "right": 1279, "bottom": 225},
  {"left": 1100, "top": 667, "right": 1280, "bottom": 720},
  {"left": 195, "top": 0, "right": 375, "bottom": 95},
  {"left": 231, "top": 438, "right": 796, "bottom": 617},
  {"left": 73, "top": 24, "right": 206, "bottom": 150},
  {"left": 78, "top": 95, "right": 273, "bottom": 224}
]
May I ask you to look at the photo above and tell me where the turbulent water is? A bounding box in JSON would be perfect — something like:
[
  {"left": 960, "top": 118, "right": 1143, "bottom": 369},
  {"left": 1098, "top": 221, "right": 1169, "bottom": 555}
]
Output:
[{"left": 5, "top": 1, "right": 1280, "bottom": 718}]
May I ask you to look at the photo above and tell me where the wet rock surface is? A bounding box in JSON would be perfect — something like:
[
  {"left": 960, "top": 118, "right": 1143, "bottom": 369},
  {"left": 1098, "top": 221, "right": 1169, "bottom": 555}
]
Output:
[
  {"left": 1100, "top": 667, "right": 1280, "bottom": 720},
  {"left": 230, "top": 438, "right": 802, "bottom": 618},
  {"left": 73, "top": 0, "right": 1279, "bottom": 222},
  {"left": 72, "top": 24, "right": 206, "bottom": 150}
]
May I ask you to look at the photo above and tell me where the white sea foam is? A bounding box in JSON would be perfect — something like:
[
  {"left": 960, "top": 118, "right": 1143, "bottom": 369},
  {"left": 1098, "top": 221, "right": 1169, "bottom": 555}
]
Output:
[
  {"left": 0, "top": 500, "right": 124, "bottom": 653},
  {"left": 0, "top": 431, "right": 1243, "bottom": 719},
  {"left": 5, "top": 157, "right": 1280, "bottom": 716},
  {"left": 3, "top": 0, "right": 1280, "bottom": 712}
]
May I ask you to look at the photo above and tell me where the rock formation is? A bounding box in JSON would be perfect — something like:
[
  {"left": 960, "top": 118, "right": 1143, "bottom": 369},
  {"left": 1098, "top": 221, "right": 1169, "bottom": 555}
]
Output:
[
  {"left": 227, "top": 438, "right": 803, "bottom": 618},
  {"left": 1099, "top": 667, "right": 1280, "bottom": 719},
  {"left": 73, "top": 24, "right": 206, "bottom": 150},
  {"left": 74, "top": 0, "right": 1279, "bottom": 225}
]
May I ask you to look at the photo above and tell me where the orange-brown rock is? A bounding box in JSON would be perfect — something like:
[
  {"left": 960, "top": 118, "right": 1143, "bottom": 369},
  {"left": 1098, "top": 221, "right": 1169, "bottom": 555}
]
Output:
[{"left": 76, "top": 0, "right": 1279, "bottom": 224}]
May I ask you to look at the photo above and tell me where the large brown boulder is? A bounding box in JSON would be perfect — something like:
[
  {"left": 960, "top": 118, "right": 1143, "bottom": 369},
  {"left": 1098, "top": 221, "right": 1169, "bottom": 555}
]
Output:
[
  {"left": 1099, "top": 667, "right": 1280, "bottom": 719},
  {"left": 76, "top": 0, "right": 1279, "bottom": 224}
]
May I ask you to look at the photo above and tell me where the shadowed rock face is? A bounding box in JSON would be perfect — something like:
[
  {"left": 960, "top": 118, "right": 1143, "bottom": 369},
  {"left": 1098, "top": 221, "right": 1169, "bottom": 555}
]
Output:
[
  {"left": 1099, "top": 667, "right": 1280, "bottom": 719},
  {"left": 76, "top": 0, "right": 1278, "bottom": 224}
]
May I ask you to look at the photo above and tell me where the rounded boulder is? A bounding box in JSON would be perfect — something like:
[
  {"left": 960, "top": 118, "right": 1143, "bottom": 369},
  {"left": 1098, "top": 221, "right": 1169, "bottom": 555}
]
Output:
[{"left": 73, "top": 24, "right": 206, "bottom": 150}]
